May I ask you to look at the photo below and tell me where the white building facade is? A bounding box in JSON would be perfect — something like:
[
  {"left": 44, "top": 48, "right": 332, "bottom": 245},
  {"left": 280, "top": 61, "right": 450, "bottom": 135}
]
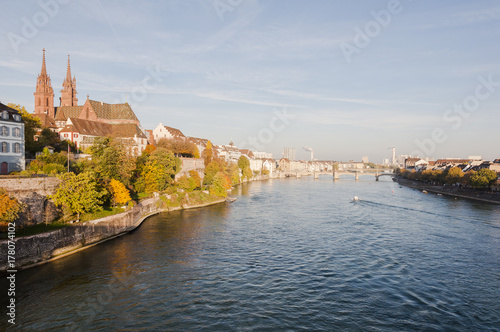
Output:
[{"left": 0, "top": 103, "right": 25, "bottom": 174}]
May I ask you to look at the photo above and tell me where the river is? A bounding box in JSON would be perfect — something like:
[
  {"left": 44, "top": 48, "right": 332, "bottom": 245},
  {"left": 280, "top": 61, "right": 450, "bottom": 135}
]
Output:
[{"left": 2, "top": 176, "right": 500, "bottom": 331}]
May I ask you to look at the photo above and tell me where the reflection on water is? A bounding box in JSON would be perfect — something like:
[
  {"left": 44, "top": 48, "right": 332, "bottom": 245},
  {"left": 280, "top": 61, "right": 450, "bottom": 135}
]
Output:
[{"left": 1, "top": 177, "right": 500, "bottom": 331}]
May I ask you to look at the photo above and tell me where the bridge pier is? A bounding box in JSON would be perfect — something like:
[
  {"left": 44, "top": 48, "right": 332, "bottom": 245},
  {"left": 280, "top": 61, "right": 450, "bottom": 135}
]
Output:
[{"left": 333, "top": 171, "right": 339, "bottom": 181}]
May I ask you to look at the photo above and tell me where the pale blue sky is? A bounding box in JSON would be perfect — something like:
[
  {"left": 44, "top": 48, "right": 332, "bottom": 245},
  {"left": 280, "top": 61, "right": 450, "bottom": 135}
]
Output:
[{"left": 1, "top": 0, "right": 499, "bottom": 161}]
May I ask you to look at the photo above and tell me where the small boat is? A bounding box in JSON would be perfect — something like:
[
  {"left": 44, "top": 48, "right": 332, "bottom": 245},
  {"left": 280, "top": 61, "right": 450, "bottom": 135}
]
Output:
[
  {"left": 437, "top": 193, "right": 443, "bottom": 196},
  {"left": 226, "top": 197, "right": 237, "bottom": 202},
  {"left": 350, "top": 196, "right": 360, "bottom": 202},
  {"left": 422, "top": 190, "right": 428, "bottom": 194}
]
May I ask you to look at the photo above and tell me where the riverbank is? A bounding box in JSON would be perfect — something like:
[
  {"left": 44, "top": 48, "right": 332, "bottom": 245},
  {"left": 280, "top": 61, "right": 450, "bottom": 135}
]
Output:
[
  {"left": 0, "top": 195, "right": 227, "bottom": 272},
  {"left": 395, "top": 177, "right": 500, "bottom": 205}
]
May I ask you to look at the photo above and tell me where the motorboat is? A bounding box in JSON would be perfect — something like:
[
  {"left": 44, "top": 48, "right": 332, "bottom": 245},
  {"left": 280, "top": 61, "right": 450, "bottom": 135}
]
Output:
[{"left": 351, "top": 196, "right": 360, "bottom": 202}]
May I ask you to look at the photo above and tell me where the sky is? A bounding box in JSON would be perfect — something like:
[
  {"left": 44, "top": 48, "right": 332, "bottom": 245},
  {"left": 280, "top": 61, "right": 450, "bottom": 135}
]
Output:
[{"left": 1, "top": 0, "right": 499, "bottom": 162}]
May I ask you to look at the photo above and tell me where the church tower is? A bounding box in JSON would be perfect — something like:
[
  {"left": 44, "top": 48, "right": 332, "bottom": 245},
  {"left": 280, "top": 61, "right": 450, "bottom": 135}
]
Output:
[
  {"left": 34, "top": 48, "right": 55, "bottom": 117},
  {"left": 60, "top": 54, "right": 78, "bottom": 107}
]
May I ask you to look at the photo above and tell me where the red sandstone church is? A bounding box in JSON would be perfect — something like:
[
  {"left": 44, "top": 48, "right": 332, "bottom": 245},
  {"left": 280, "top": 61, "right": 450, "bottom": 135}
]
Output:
[{"left": 32, "top": 49, "right": 148, "bottom": 154}]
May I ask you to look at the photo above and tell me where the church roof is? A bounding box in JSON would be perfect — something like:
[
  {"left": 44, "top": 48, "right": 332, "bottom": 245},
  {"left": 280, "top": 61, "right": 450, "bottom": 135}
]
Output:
[
  {"left": 32, "top": 113, "right": 56, "bottom": 128},
  {"left": 60, "top": 118, "right": 146, "bottom": 139},
  {"left": 61, "top": 118, "right": 111, "bottom": 136},
  {"left": 54, "top": 106, "right": 83, "bottom": 121},
  {"left": 88, "top": 100, "right": 138, "bottom": 121},
  {"left": 111, "top": 123, "right": 147, "bottom": 139}
]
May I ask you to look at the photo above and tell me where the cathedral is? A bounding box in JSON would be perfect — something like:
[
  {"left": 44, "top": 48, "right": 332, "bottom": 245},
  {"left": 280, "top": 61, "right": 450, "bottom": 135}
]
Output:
[{"left": 33, "top": 49, "right": 148, "bottom": 154}]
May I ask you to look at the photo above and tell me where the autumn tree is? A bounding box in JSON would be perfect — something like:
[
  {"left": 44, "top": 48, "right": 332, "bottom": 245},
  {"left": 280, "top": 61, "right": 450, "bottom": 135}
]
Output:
[
  {"left": 157, "top": 138, "right": 199, "bottom": 158},
  {"left": 109, "top": 179, "right": 131, "bottom": 206},
  {"left": 228, "top": 163, "right": 240, "bottom": 184},
  {"left": 203, "top": 140, "right": 213, "bottom": 166},
  {"left": 445, "top": 167, "right": 464, "bottom": 185},
  {"left": 50, "top": 172, "right": 107, "bottom": 220},
  {"left": 135, "top": 148, "right": 180, "bottom": 193},
  {"left": 0, "top": 188, "right": 22, "bottom": 227},
  {"left": 210, "top": 172, "right": 232, "bottom": 197},
  {"left": 189, "top": 170, "right": 202, "bottom": 189},
  {"left": 203, "top": 161, "right": 221, "bottom": 185}
]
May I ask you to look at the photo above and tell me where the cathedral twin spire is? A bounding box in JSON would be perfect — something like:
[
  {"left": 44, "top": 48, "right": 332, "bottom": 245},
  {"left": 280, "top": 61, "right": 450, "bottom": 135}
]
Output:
[
  {"left": 34, "top": 49, "right": 78, "bottom": 117},
  {"left": 60, "top": 54, "right": 78, "bottom": 107}
]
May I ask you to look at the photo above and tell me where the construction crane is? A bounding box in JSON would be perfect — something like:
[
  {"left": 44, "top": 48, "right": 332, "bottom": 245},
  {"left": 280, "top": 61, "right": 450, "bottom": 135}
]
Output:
[{"left": 303, "top": 146, "right": 314, "bottom": 161}]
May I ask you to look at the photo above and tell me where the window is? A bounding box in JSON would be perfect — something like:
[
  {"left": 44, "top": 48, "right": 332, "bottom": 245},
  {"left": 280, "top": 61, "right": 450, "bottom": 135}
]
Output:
[
  {"left": 74, "top": 134, "right": 78, "bottom": 138},
  {"left": 2, "top": 111, "right": 8, "bottom": 120},
  {"left": 14, "top": 143, "right": 20, "bottom": 153},
  {"left": 1, "top": 126, "right": 8, "bottom": 136},
  {"left": 64, "top": 134, "right": 68, "bottom": 138},
  {"left": 1, "top": 142, "right": 7, "bottom": 153},
  {"left": 14, "top": 128, "right": 20, "bottom": 137}
]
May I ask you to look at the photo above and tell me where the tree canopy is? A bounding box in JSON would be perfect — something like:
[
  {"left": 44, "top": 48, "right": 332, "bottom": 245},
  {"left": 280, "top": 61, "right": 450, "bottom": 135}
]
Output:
[{"left": 50, "top": 172, "right": 107, "bottom": 220}]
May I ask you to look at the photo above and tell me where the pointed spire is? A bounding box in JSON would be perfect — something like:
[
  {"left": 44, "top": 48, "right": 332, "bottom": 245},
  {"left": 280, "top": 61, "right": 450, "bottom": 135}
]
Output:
[
  {"left": 41, "top": 48, "right": 47, "bottom": 76},
  {"left": 65, "top": 54, "right": 72, "bottom": 82}
]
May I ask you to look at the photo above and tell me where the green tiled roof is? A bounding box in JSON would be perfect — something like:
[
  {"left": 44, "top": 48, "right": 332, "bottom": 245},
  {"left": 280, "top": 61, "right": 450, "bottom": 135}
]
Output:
[{"left": 88, "top": 100, "right": 138, "bottom": 121}]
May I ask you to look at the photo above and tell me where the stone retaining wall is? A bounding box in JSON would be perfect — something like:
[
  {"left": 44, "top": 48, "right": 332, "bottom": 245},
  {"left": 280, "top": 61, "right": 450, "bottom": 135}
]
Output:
[{"left": 0, "top": 197, "right": 162, "bottom": 271}]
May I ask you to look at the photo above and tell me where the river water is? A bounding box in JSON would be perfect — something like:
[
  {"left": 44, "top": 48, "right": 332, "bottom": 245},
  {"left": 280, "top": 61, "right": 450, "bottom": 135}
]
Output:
[{"left": 2, "top": 176, "right": 500, "bottom": 331}]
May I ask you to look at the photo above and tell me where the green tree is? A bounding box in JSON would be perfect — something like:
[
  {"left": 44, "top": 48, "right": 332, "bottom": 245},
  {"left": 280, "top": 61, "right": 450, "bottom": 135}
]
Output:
[
  {"left": 238, "top": 155, "right": 250, "bottom": 170},
  {"left": 203, "top": 161, "right": 221, "bottom": 185},
  {"left": 89, "top": 137, "right": 136, "bottom": 186},
  {"left": 242, "top": 166, "right": 253, "bottom": 180},
  {"left": 50, "top": 172, "right": 107, "bottom": 220},
  {"left": 149, "top": 148, "right": 181, "bottom": 182},
  {"left": 469, "top": 169, "right": 498, "bottom": 188}
]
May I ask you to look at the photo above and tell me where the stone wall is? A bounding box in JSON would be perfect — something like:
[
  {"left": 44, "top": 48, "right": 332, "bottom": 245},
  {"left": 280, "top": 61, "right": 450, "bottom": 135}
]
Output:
[
  {"left": 0, "top": 176, "right": 61, "bottom": 226},
  {"left": 175, "top": 158, "right": 205, "bottom": 180},
  {"left": 0, "top": 197, "right": 162, "bottom": 270}
]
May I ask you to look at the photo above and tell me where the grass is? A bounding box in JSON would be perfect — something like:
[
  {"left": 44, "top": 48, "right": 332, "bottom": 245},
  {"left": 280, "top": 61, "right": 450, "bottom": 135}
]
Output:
[
  {"left": 2, "top": 219, "right": 69, "bottom": 238},
  {"left": 80, "top": 206, "right": 126, "bottom": 222}
]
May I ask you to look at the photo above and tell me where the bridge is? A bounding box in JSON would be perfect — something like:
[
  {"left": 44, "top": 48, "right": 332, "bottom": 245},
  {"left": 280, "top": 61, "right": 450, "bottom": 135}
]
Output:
[{"left": 280, "top": 169, "right": 395, "bottom": 181}]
